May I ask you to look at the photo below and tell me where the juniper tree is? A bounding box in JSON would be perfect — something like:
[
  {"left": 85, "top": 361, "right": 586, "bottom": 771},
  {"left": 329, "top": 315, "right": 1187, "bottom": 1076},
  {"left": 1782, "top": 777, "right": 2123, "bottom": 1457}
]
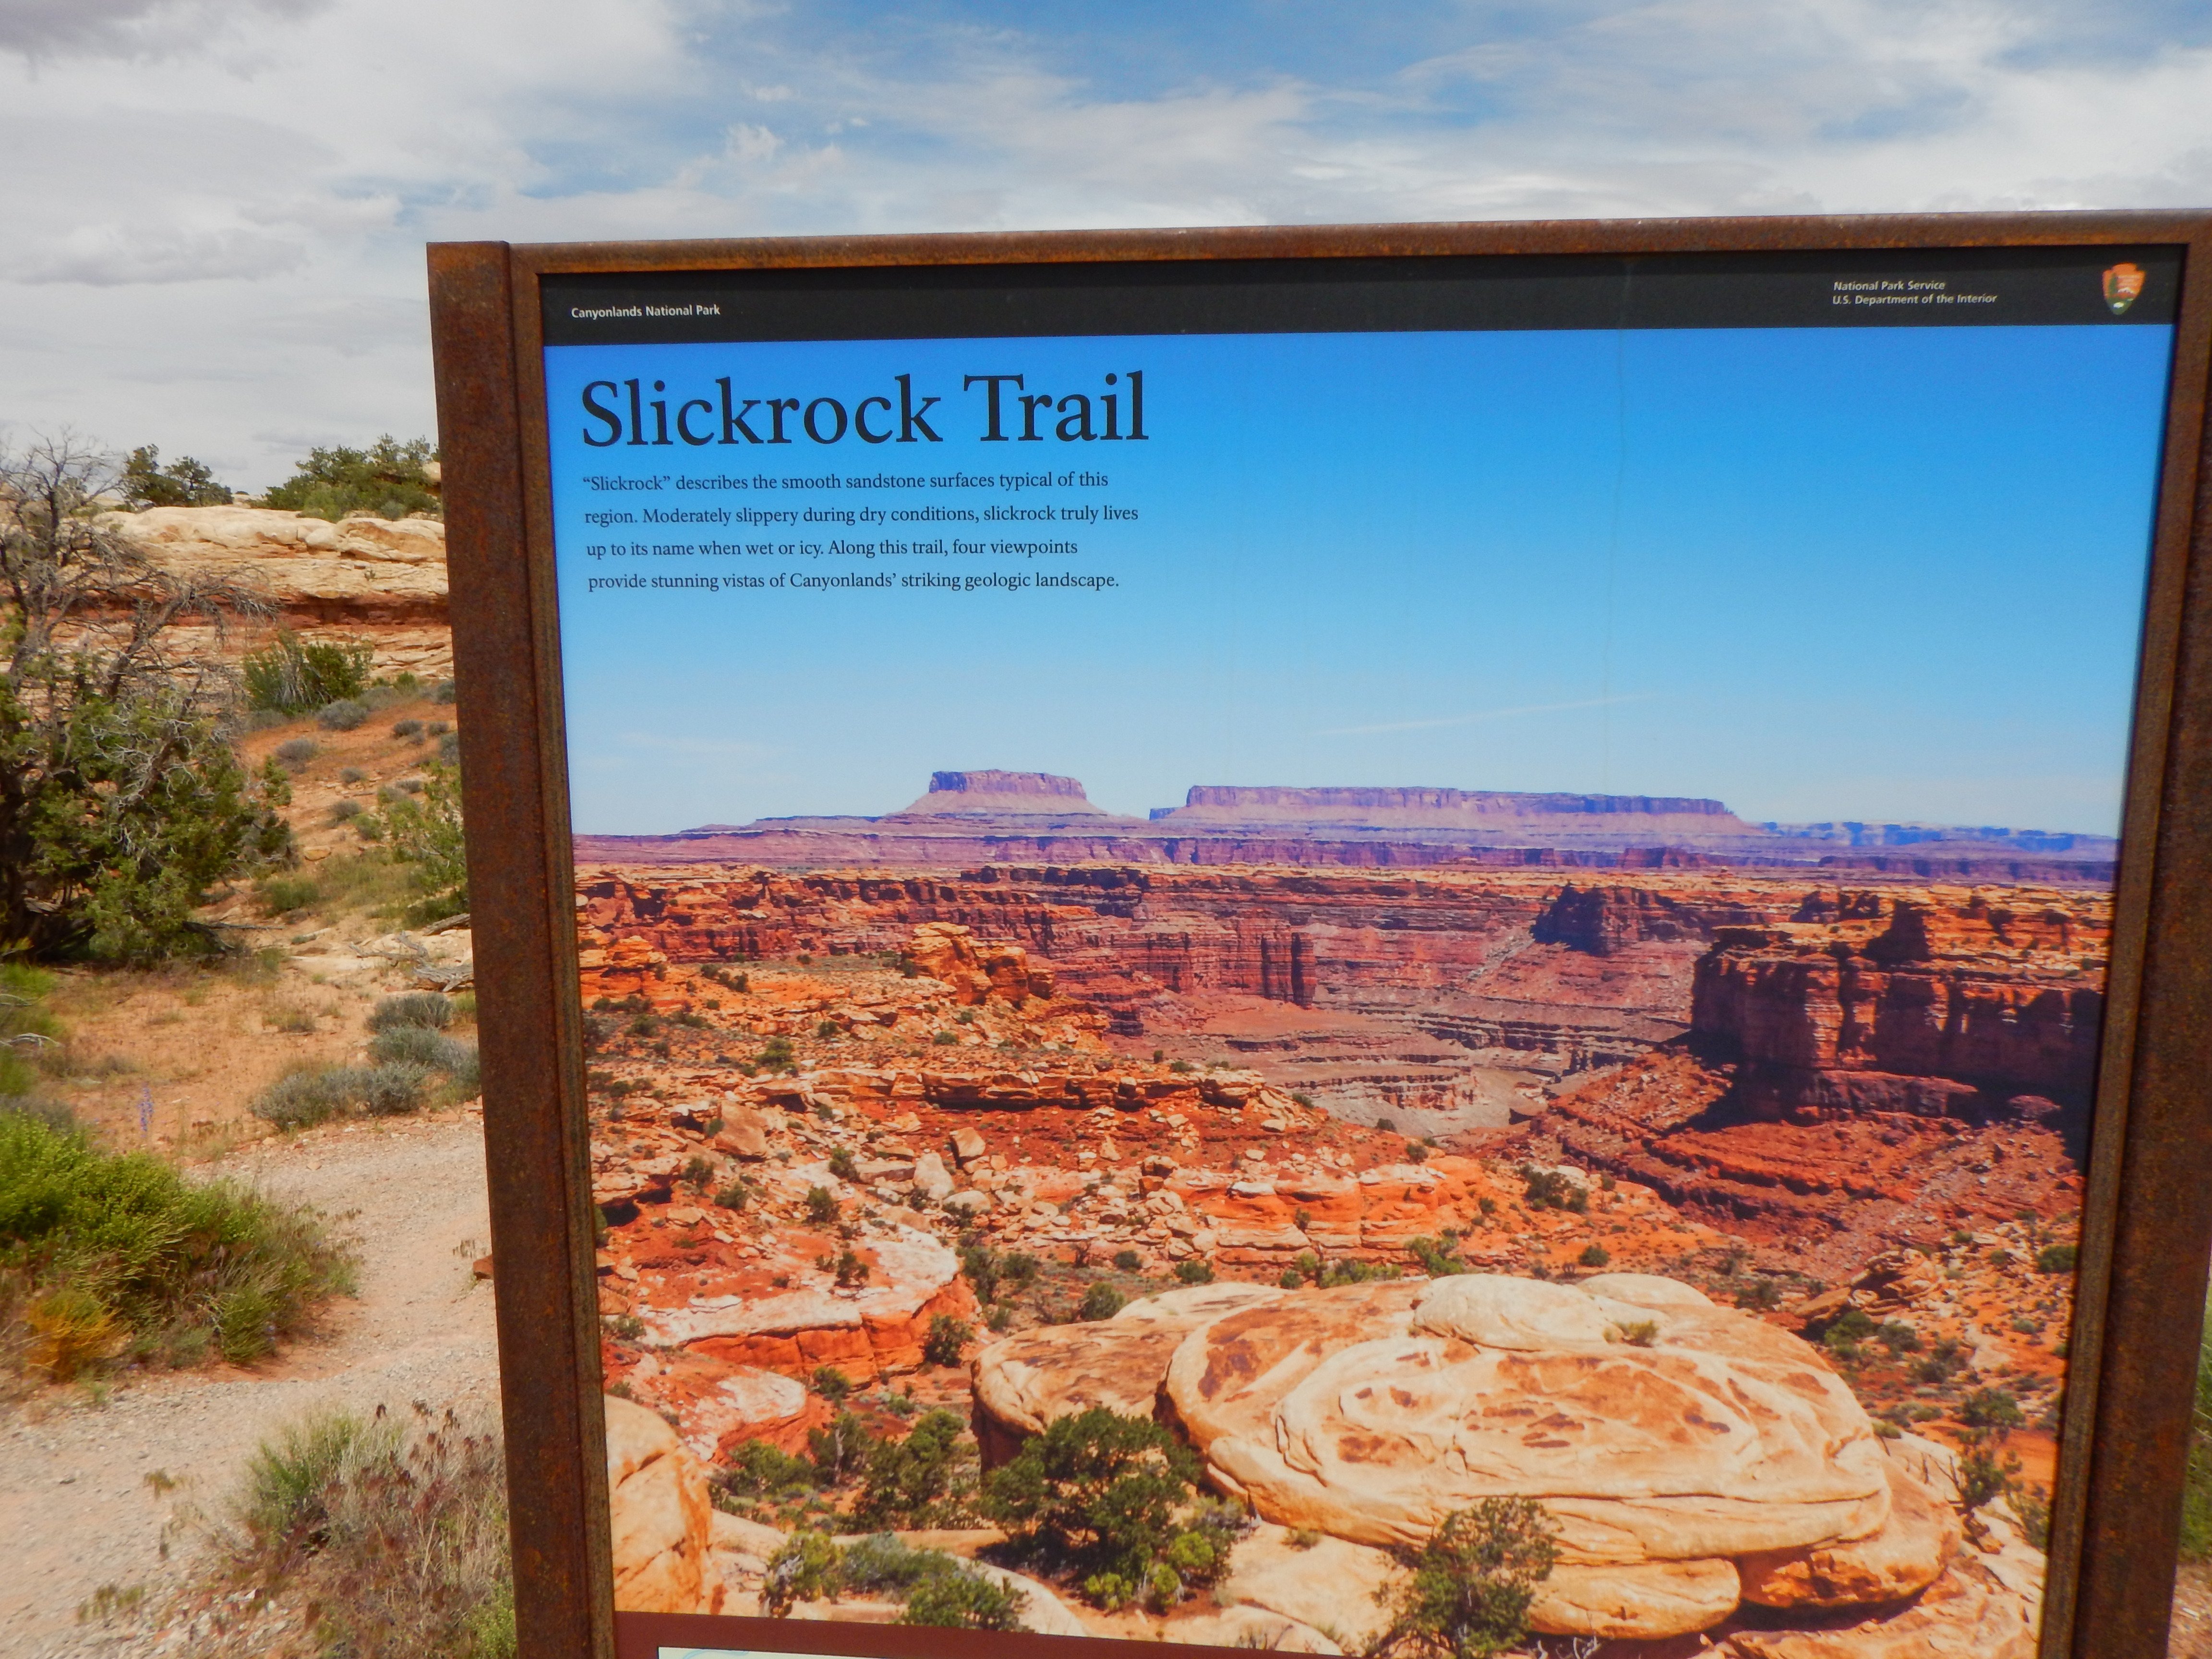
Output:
[{"left": 0, "top": 432, "right": 290, "bottom": 959}]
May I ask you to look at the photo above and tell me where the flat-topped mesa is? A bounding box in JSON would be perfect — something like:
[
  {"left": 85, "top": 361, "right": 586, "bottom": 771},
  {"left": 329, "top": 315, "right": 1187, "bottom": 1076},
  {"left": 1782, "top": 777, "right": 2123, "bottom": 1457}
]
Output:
[
  {"left": 1152, "top": 785, "right": 1745, "bottom": 829},
  {"left": 895, "top": 769, "right": 1122, "bottom": 819}
]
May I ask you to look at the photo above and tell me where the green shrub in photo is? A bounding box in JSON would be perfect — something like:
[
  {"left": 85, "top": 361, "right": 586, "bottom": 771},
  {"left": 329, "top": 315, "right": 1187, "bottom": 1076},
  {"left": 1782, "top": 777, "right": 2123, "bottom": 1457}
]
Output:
[
  {"left": 251, "top": 1060, "right": 434, "bottom": 1127},
  {"left": 921, "top": 1313, "right": 971, "bottom": 1368},
  {"left": 1078, "top": 1281, "right": 1127, "bottom": 1321},
  {"left": 316, "top": 697, "right": 370, "bottom": 732},
  {"left": 1374, "top": 1499, "right": 1560, "bottom": 1659},
  {"left": 981, "top": 1406, "right": 1235, "bottom": 1609},
  {"left": 854, "top": 1408, "right": 976, "bottom": 1529}
]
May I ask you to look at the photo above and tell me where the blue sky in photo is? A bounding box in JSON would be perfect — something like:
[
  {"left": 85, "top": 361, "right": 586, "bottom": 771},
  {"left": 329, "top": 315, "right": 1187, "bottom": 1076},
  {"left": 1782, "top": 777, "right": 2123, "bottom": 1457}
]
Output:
[{"left": 545, "top": 320, "right": 2173, "bottom": 837}]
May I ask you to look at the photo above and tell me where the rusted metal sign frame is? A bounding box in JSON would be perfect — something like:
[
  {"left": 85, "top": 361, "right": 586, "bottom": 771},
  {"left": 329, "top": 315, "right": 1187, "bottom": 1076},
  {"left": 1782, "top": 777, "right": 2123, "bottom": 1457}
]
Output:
[{"left": 426, "top": 212, "right": 2212, "bottom": 1659}]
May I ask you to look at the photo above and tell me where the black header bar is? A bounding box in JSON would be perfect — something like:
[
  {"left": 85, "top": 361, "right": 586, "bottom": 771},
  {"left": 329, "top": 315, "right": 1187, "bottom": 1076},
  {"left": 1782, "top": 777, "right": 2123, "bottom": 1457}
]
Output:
[{"left": 541, "top": 245, "right": 2182, "bottom": 347}]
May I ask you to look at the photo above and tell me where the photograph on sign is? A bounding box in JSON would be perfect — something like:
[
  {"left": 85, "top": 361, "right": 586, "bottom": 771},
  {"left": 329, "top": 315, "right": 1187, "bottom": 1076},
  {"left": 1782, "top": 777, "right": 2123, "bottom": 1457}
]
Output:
[{"left": 537, "top": 249, "right": 2174, "bottom": 1653}]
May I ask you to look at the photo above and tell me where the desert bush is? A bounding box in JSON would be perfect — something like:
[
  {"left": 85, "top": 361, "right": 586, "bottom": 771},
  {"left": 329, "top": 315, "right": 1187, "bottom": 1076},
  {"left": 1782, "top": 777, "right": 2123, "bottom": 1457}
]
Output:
[
  {"left": 1407, "top": 1236, "right": 1467, "bottom": 1278},
  {"left": 1953, "top": 1427, "right": 2022, "bottom": 1543},
  {"left": 216, "top": 1402, "right": 511, "bottom": 1659},
  {"left": 1174, "top": 1260, "right": 1215, "bottom": 1285},
  {"left": 1959, "top": 1387, "right": 2025, "bottom": 1431},
  {"left": 1078, "top": 1282, "right": 1127, "bottom": 1321},
  {"left": 251, "top": 1061, "right": 433, "bottom": 1127},
  {"left": 1520, "top": 1167, "right": 1587, "bottom": 1214},
  {"left": 2037, "top": 1243, "right": 2079, "bottom": 1274},
  {"left": 368, "top": 1026, "right": 479, "bottom": 1096},
  {"left": 432, "top": 679, "right": 457, "bottom": 704},
  {"left": 392, "top": 719, "right": 423, "bottom": 738},
  {"left": 1112, "top": 1248, "right": 1141, "bottom": 1271},
  {"left": 716, "top": 1439, "right": 817, "bottom": 1506},
  {"left": 922, "top": 1313, "right": 971, "bottom": 1367},
  {"left": 368, "top": 1025, "right": 470, "bottom": 1070},
  {"left": 854, "top": 1408, "right": 976, "bottom": 1528},
  {"left": 242, "top": 631, "right": 374, "bottom": 715},
  {"left": 982, "top": 1406, "right": 1233, "bottom": 1607},
  {"left": 257, "top": 875, "right": 322, "bottom": 916},
  {"left": 1374, "top": 1499, "right": 1559, "bottom": 1659},
  {"left": 120, "top": 445, "right": 233, "bottom": 508},
  {"left": 369, "top": 992, "right": 453, "bottom": 1032},
  {"left": 272, "top": 737, "right": 319, "bottom": 769},
  {"left": 1578, "top": 1243, "right": 1611, "bottom": 1269},
  {"left": 316, "top": 697, "right": 369, "bottom": 731},
  {"left": 1736, "top": 1277, "right": 1785, "bottom": 1310},
  {"left": 0, "top": 1110, "right": 355, "bottom": 1375},
  {"left": 373, "top": 759, "right": 466, "bottom": 925},
  {"left": 1, "top": 963, "right": 62, "bottom": 1104},
  {"left": 804, "top": 1186, "right": 838, "bottom": 1225},
  {"left": 263, "top": 436, "right": 441, "bottom": 522},
  {"left": 808, "top": 1410, "right": 875, "bottom": 1484},
  {"left": 3, "top": 439, "right": 295, "bottom": 960}
]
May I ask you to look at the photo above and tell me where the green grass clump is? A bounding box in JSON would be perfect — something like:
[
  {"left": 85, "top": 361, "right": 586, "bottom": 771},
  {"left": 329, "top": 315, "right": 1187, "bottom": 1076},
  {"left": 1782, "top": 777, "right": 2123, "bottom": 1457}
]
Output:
[
  {"left": 219, "top": 1403, "right": 512, "bottom": 1659},
  {"left": 244, "top": 632, "right": 372, "bottom": 715},
  {"left": 0, "top": 1111, "right": 355, "bottom": 1376}
]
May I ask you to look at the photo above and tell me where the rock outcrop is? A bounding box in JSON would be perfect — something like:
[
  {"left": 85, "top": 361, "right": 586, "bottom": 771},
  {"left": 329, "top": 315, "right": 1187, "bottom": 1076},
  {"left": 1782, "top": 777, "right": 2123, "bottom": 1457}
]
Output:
[
  {"left": 969, "top": 1273, "right": 2008, "bottom": 1646},
  {"left": 1691, "top": 887, "right": 2107, "bottom": 1119},
  {"left": 100, "top": 504, "right": 452, "bottom": 680},
  {"left": 604, "top": 1393, "right": 725, "bottom": 1614}
]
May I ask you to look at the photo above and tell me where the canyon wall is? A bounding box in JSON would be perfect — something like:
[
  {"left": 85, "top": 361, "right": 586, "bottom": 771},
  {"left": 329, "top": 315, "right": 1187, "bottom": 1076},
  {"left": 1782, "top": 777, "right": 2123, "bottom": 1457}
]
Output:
[{"left": 1687, "top": 887, "right": 2107, "bottom": 1118}]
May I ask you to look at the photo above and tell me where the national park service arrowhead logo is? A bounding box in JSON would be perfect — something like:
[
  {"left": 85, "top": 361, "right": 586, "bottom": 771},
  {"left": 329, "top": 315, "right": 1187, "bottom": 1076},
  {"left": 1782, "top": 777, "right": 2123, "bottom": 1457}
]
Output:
[{"left": 2103, "top": 262, "right": 2146, "bottom": 316}]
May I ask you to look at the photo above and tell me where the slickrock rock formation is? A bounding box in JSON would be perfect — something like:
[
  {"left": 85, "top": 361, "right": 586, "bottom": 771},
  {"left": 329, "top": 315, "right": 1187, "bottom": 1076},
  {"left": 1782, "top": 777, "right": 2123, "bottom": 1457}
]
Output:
[
  {"left": 970, "top": 1283, "right": 1287, "bottom": 1464},
  {"left": 967, "top": 1273, "right": 2014, "bottom": 1647},
  {"left": 616, "top": 1220, "right": 976, "bottom": 1390},
  {"left": 605, "top": 1393, "right": 725, "bottom": 1614},
  {"left": 1180, "top": 1274, "right": 1890, "bottom": 1564}
]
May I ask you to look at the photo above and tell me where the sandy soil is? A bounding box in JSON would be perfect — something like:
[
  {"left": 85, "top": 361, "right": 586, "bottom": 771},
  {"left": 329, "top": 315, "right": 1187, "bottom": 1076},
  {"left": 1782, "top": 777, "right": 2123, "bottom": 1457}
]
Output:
[{"left": 1, "top": 1111, "right": 497, "bottom": 1659}]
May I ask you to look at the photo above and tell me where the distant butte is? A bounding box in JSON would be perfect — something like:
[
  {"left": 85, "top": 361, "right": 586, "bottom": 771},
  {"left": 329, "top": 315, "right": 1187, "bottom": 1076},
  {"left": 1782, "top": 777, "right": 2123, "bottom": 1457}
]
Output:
[{"left": 577, "top": 771, "right": 2116, "bottom": 882}]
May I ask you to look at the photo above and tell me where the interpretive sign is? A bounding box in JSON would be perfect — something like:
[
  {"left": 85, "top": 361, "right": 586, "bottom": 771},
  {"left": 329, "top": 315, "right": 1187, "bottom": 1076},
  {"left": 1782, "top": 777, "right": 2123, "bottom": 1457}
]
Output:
[{"left": 427, "top": 217, "right": 2212, "bottom": 1659}]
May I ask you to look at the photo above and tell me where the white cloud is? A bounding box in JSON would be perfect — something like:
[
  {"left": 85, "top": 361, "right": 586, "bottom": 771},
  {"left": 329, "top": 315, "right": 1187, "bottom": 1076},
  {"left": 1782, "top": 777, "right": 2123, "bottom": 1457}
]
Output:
[{"left": 0, "top": 0, "right": 2205, "bottom": 483}]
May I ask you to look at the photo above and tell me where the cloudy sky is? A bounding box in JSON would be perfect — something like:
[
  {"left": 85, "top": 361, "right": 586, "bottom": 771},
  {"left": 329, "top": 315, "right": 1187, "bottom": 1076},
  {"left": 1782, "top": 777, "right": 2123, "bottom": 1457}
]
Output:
[{"left": 2, "top": 0, "right": 2209, "bottom": 489}]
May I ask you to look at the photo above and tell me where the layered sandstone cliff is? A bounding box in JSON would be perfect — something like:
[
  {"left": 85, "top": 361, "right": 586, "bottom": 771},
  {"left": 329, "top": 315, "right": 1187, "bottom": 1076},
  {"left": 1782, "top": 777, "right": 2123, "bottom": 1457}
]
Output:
[
  {"left": 1689, "top": 886, "right": 2107, "bottom": 1119},
  {"left": 99, "top": 503, "right": 452, "bottom": 680}
]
